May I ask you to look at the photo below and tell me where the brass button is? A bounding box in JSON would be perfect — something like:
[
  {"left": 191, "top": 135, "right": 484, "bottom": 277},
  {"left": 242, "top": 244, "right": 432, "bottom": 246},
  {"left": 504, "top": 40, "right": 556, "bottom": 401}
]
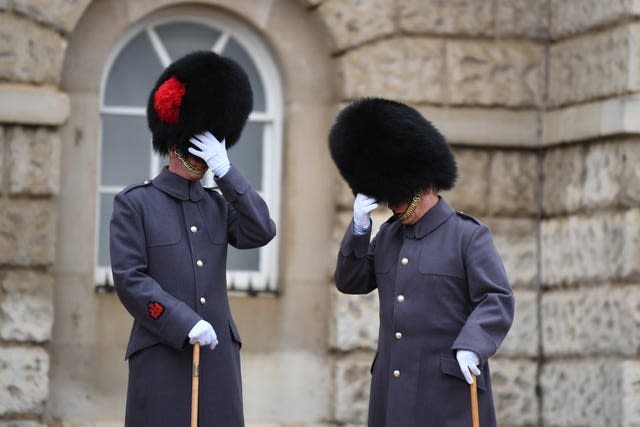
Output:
[
  {"left": 393, "top": 370, "right": 400, "bottom": 378},
  {"left": 143, "top": 180, "right": 150, "bottom": 184},
  {"left": 401, "top": 257, "right": 409, "bottom": 265},
  {"left": 190, "top": 225, "right": 198, "bottom": 233},
  {"left": 395, "top": 332, "right": 402, "bottom": 340},
  {"left": 200, "top": 297, "right": 206, "bottom": 304},
  {"left": 196, "top": 260, "right": 204, "bottom": 267},
  {"left": 397, "top": 294, "right": 405, "bottom": 302}
]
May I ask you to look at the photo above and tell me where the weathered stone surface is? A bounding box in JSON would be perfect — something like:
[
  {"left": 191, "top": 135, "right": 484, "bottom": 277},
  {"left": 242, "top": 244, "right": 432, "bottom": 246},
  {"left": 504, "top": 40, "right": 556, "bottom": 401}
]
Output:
[
  {"left": 542, "top": 144, "right": 585, "bottom": 215},
  {"left": 317, "top": 0, "right": 395, "bottom": 51},
  {"left": 486, "top": 218, "right": 538, "bottom": 288},
  {"left": 496, "top": 0, "right": 548, "bottom": 39},
  {"left": 541, "top": 359, "right": 640, "bottom": 427},
  {"left": 7, "top": 127, "right": 61, "bottom": 195},
  {"left": 0, "top": 13, "right": 67, "bottom": 84},
  {"left": 444, "top": 148, "right": 490, "bottom": 216},
  {"left": 543, "top": 139, "right": 640, "bottom": 214},
  {"left": 488, "top": 150, "right": 539, "bottom": 216},
  {"left": 0, "top": 200, "right": 56, "bottom": 266},
  {"left": 0, "top": 127, "right": 4, "bottom": 192},
  {"left": 0, "top": 346, "right": 49, "bottom": 415},
  {"left": 333, "top": 357, "right": 371, "bottom": 424},
  {"left": 398, "top": 0, "right": 494, "bottom": 36},
  {"left": 549, "top": 24, "right": 640, "bottom": 107},
  {"left": 3, "top": 0, "right": 92, "bottom": 33},
  {"left": 496, "top": 289, "right": 538, "bottom": 357},
  {"left": 0, "top": 84, "right": 70, "bottom": 125},
  {"left": 340, "top": 37, "right": 445, "bottom": 103},
  {"left": 550, "top": 0, "right": 640, "bottom": 39},
  {"left": 543, "top": 96, "right": 640, "bottom": 146},
  {"left": 447, "top": 40, "right": 545, "bottom": 107},
  {"left": 543, "top": 286, "right": 640, "bottom": 356},
  {"left": 540, "top": 210, "right": 640, "bottom": 286},
  {"left": 329, "top": 287, "right": 379, "bottom": 352},
  {"left": 0, "top": 271, "right": 53, "bottom": 342},
  {"left": 490, "top": 358, "right": 538, "bottom": 426}
]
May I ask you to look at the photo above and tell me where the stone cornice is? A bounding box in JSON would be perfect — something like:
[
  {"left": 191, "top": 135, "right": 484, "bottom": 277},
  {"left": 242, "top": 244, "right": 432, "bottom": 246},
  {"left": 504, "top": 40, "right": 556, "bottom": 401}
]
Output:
[{"left": 0, "top": 84, "right": 70, "bottom": 126}]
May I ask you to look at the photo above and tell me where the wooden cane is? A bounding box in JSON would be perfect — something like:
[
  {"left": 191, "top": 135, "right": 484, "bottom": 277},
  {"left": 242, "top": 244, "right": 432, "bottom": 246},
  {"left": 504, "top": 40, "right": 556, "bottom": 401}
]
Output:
[
  {"left": 470, "top": 374, "right": 480, "bottom": 427},
  {"left": 191, "top": 343, "right": 200, "bottom": 427}
]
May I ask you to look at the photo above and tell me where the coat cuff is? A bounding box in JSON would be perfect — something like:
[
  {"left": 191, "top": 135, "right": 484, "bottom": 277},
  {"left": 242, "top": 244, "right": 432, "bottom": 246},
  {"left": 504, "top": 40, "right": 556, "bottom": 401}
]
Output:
[
  {"left": 339, "top": 219, "right": 371, "bottom": 258},
  {"left": 215, "top": 165, "right": 250, "bottom": 202}
]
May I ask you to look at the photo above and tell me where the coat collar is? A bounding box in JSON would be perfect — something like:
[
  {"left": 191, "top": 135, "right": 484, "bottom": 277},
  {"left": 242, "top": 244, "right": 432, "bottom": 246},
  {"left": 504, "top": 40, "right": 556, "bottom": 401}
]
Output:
[
  {"left": 151, "top": 166, "right": 205, "bottom": 201},
  {"left": 403, "top": 196, "right": 454, "bottom": 239}
]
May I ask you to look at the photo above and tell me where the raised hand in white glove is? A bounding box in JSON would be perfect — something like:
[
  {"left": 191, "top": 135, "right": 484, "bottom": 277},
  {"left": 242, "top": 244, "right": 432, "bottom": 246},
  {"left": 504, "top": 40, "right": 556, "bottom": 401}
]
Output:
[
  {"left": 353, "top": 193, "right": 378, "bottom": 234},
  {"left": 456, "top": 349, "right": 481, "bottom": 384},
  {"left": 188, "top": 319, "right": 219, "bottom": 350},
  {"left": 188, "top": 131, "right": 231, "bottom": 178}
]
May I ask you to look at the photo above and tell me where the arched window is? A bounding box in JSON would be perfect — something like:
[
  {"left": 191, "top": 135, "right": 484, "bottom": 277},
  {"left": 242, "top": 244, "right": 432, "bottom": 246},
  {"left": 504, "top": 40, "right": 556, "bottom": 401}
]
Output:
[{"left": 96, "top": 13, "right": 282, "bottom": 294}]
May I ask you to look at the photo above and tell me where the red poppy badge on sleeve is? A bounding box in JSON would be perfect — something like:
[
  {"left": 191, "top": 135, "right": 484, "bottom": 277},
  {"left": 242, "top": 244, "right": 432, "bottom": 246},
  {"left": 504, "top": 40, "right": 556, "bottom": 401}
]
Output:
[{"left": 148, "top": 302, "right": 165, "bottom": 320}]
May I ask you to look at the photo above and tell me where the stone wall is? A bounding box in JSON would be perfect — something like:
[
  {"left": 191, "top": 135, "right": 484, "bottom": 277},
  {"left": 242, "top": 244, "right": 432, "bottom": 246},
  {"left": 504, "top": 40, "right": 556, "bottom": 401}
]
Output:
[{"left": 0, "top": 1, "right": 82, "bottom": 425}]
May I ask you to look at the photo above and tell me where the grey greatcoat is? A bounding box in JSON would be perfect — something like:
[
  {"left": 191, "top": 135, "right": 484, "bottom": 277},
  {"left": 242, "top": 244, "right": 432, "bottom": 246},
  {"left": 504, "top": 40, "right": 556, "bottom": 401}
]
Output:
[
  {"left": 110, "top": 166, "right": 276, "bottom": 427},
  {"left": 334, "top": 197, "right": 514, "bottom": 427}
]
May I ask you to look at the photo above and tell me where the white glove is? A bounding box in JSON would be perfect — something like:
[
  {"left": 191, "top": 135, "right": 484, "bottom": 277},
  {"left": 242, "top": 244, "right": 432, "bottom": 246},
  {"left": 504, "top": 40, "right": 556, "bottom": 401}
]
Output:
[
  {"left": 353, "top": 193, "right": 378, "bottom": 233},
  {"left": 188, "top": 131, "right": 231, "bottom": 177},
  {"left": 456, "top": 349, "right": 481, "bottom": 384},
  {"left": 188, "top": 320, "right": 218, "bottom": 350}
]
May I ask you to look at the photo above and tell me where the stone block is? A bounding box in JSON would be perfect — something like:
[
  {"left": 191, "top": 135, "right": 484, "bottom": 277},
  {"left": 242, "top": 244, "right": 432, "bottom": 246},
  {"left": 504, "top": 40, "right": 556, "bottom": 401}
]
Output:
[
  {"left": 488, "top": 150, "right": 539, "bottom": 216},
  {"left": 490, "top": 358, "right": 538, "bottom": 426},
  {"left": 542, "top": 286, "right": 640, "bottom": 356},
  {"left": 0, "top": 13, "right": 66, "bottom": 84},
  {"left": 549, "top": 24, "right": 640, "bottom": 107},
  {"left": 0, "top": 84, "right": 70, "bottom": 125},
  {"left": 486, "top": 218, "right": 538, "bottom": 289},
  {"left": 0, "top": 346, "right": 49, "bottom": 415},
  {"left": 541, "top": 209, "right": 640, "bottom": 286},
  {"left": 317, "top": 0, "right": 395, "bottom": 51},
  {"left": 340, "top": 37, "right": 445, "bottom": 103},
  {"left": 496, "top": 0, "right": 549, "bottom": 39},
  {"left": 541, "top": 359, "right": 640, "bottom": 427},
  {"left": 543, "top": 96, "right": 640, "bottom": 146},
  {"left": 0, "top": 271, "right": 53, "bottom": 342},
  {"left": 333, "top": 356, "right": 372, "bottom": 424},
  {"left": 550, "top": 0, "right": 640, "bottom": 39},
  {"left": 0, "top": 422, "right": 46, "bottom": 427},
  {"left": 542, "top": 144, "right": 585, "bottom": 215},
  {"left": 444, "top": 148, "right": 490, "bottom": 216},
  {"left": 0, "top": 126, "right": 4, "bottom": 192},
  {"left": 0, "top": 200, "right": 56, "bottom": 266},
  {"left": 398, "top": 0, "right": 494, "bottom": 36},
  {"left": 7, "top": 127, "right": 61, "bottom": 195},
  {"left": 446, "top": 40, "right": 545, "bottom": 107},
  {"left": 329, "top": 287, "right": 379, "bottom": 352},
  {"left": 496, "top": 289, "right": 538, "bottom": 357},
  {"left": 6, "top": 0, "right": 91, "bottom": 33}
]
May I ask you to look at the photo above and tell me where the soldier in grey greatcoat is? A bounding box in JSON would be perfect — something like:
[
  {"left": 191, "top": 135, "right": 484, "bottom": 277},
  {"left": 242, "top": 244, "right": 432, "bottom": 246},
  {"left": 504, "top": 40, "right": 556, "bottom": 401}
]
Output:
[
  {"left": 329, "top": 98, "right": 514, "bottom": 427},
  {"left": 110, "top": 51, "right": 276, "bottom": 426}
]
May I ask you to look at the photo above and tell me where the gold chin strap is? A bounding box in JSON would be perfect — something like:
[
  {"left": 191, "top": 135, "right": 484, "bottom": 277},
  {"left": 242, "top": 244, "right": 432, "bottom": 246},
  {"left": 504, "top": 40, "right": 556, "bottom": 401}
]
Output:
[
  {"left": 398, "top": 192, "right": 422, "bottom": 221},
  {"left": 176, "top": 150, "right": 207, "bottom": 175}
]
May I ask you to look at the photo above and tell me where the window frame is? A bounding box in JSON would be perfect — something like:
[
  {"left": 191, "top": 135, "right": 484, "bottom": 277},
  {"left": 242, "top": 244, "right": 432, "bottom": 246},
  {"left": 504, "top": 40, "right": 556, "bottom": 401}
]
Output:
[{"left": 95, "top": 11, "right": 283, "bottom": 295}]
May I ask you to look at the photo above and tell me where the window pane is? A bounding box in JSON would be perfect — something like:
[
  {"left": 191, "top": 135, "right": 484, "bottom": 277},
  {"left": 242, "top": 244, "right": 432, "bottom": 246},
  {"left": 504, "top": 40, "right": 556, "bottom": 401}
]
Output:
[
  {"left": 104, "top": 32, "right": 163, "bottom": 107},
  {"left": 222, "top": 38, "right": 265, "bottom": 112},
  {"left": 227, "top": 246, "right": 260, "bottom": 271},
  {"left": 156, "top": 22, "right": 221, "bottom": 60},
  {"left": 228, "top": 121, "right": 263, "bottom": 191},
  {"left": 101, "top": 114, "right": 151, "bottom": 186},
  {"left": 98, "top": 193, "right": 115, "bottom": 267}
]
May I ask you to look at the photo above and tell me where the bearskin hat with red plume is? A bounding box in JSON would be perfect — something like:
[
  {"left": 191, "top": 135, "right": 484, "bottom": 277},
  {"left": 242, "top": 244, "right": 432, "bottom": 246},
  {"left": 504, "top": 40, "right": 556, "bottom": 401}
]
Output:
[
  {"left": 329, "top": 98, "right": 457, "bottom": 206},
  {"left": 147, "top": 50, "right": 253, "bottom": 155}
]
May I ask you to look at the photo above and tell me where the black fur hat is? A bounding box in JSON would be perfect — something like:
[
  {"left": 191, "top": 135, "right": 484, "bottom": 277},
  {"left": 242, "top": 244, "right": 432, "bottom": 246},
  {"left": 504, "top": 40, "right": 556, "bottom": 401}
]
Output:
[
  {"left": 147, "top": 50, "right": 253, "bottom": 155},
  {"left": 329, "top": 98, "right": 457, "bottom": 205}
]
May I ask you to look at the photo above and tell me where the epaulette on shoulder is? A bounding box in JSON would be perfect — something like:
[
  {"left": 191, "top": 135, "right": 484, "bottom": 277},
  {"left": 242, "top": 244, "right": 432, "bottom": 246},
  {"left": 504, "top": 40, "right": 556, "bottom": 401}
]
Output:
[
  {"left": 455, "top": 210, "right": 480, "bottom": 224},
  {"left": 122, "top": 179, "right": 152, "bottom": 194}
]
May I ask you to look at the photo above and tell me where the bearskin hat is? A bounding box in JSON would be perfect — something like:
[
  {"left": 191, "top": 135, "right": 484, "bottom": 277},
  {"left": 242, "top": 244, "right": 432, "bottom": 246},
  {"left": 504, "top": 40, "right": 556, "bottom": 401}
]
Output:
[
  {"left": 329, "top": 98, "right": 457, "bottom": 205},
  {"left": 147, "top": 50, "right": 253, "bottom": 155}
]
